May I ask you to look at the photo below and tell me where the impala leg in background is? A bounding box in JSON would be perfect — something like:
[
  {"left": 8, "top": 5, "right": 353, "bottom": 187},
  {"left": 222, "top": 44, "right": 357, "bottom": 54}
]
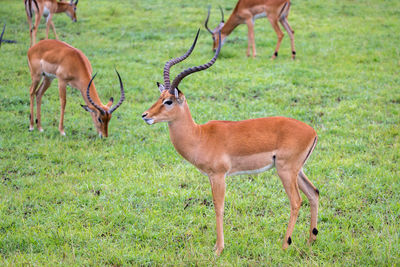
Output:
[
  {"left": 280, "top": 17, "right": 296, "bottom": 59},
  {"left": 29, "top": 77, "right": 41, "bottom": 131},
  {"left": 35, "top": 76, "right": 52, "bottom": 132},
  {"left": 49, "top": 19, "right": 58, "bottom": 40},
  {"left": 45, "top": 15, "right": 53, "bottom": 39},
  {"left": 58, "top": 80, "right": 67, "bottom": 136},
  {"left": 25, "top": 10, "right": 34, "bottom": 46},
  {"left": 298, "top": 169, "right": 319, "bottom": 243},
  {"left": 277, "top": 166, "right": 302, "bottom": 249},
  {"left": 209, "top": 173, "right": 226, "bottom": 255},
  {"left": 268, "top": 15, "right": 284, "bottom": 60},
  {"left": 246, "top": 18, "right": 256, "bottom": 58},
  {"left": 32, "top": 12, "right": 41, "bottom": 46}
]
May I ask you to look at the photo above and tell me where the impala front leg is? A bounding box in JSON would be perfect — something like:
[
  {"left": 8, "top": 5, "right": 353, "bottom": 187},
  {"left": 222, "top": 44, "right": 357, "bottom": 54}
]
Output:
[
  {"left": 246, "top": 18, "right": 256, "bottom": 58},
  {"left": 58, "top": 80, "right": 67, "bottom": 136},
  {"left": 209, "top": 173, "right": 226, "bottom": 255}
]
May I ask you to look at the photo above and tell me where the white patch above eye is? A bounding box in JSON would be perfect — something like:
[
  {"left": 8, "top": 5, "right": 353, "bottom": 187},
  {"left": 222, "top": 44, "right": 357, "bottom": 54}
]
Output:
[{"left": 163, "top": 99, "right": 173, "bottom": 105}]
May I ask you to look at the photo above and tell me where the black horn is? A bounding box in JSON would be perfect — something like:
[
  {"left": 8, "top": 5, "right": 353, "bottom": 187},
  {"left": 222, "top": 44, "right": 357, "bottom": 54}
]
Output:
[
  {"left": 163, "top": 28, "right": 200, "bottom": 91},
  {"left": 219, "top": 6, "right": 224, "bottom": 22},
  {"left": 170, "top": 30, "right": 222, "bottom": 92},
  {"left": 0, "top": 23, "right": 5, "bottom": 47},
  {"left": 86, "top": 73, "right": 106, "bottom": 115},
  {"left": 204, "top": 6, "right": 213, "bottom": 34},
  {"left": 109, "top": 69, "right": 125, "bottom": 114}
]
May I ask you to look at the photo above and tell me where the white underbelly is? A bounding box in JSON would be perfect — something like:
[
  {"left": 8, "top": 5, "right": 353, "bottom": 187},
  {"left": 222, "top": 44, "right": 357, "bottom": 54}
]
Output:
[
  {"left": 228, "top": 162, "right": 274, "bottom": 176},
  {"left": 252, "top": 12, "right": 267, "bottom": 23}
]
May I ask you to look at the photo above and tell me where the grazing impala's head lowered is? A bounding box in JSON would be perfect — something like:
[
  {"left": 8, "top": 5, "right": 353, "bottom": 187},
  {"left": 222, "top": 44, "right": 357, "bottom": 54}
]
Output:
[
  {"left": 142, "top": 29, "right": 221, "bottom": 125},
  {"left": 66, "top": 0, "right": 79, "bottom": 22},
  {"left": 205, "top": 6, "right": 225, "bottom": 52},
  {"left": 82, "top": 70, "right": 125, "bottom": 137}
]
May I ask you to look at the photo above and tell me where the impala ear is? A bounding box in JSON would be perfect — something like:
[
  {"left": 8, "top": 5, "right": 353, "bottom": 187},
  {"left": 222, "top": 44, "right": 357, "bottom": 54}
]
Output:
[
  {"left": 157, "top": 82, "right": 165, "bottom": 93},
  {"left": 74, "top": 0, "right": 78, "bottom": 5},
  {"left": 106, "top": 97, "right": 114, "bottom": 108},
  {"left": 174, "top": 88, "right": 184, "bottom": 104},
  {"left": 81, "top": 104, "right": 95, "bottom": 113}
]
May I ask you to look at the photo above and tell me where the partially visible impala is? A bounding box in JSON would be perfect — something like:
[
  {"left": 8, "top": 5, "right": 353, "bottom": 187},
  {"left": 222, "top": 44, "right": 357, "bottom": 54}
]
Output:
[
  {"left": 205, "top": 0, "right": 296, "bottom": 59},
  {"left": 27, "top": 39, "right": 125, "bottom": 137},
  {"left": 24, "top": 0, "right": 78, "bottom": 46},
  {"left": 142, "top": 30, "right": 319, "bottom": 255}
]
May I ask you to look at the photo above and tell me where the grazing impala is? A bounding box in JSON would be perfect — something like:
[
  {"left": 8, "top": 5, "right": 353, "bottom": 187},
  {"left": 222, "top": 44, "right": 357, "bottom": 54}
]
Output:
[
  {"left": 27, "top": 39, "right": 125, "bottom": 137},
  {"left": 24, "top": 0, "right": 78, "bottom": 46},
  {"left": 205, "top": 0, "right": 296, "bottom": 59},
  {"left": 142, "top": 30, "right": 319, "bottom": 255}
]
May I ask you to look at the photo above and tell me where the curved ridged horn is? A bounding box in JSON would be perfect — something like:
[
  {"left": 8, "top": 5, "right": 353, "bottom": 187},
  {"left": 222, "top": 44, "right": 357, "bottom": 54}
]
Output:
[
  {"left": 163, "top": 28, "right": 200, "bottom": 91},
  {"left": 0, "top": 23, "right": 5, "bottom": 47},
  {"left": 219, "top": 6, "right": 224, "bottom": 22},
  {"left": 109, "top": 69, "right": 125, "bottom": 114},
  {"left": 204, "top": 6, "right": 213, "bottom": 34},
  {"left": 86, "top": 73, "right": 106, "bottom": 115},
  {"left": 170, "top": 30, "right": 222, "bottom": 92}
]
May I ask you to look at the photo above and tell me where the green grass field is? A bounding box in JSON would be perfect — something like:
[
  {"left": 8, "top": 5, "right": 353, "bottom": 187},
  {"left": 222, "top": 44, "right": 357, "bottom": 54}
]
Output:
[{"left": 0, "top": 0, "right": 399, "bottom": 265}]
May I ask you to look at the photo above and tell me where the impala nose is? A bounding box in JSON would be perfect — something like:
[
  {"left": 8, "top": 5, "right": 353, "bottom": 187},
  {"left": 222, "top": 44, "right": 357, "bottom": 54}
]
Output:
[{"left": 142, "top": 112, "right": 148, "bottom": 118}]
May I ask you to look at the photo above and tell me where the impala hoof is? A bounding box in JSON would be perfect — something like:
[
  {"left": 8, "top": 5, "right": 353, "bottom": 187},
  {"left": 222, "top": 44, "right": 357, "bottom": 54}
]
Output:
[
  {"left": 29, "top": 126, "right": 34, "bottom": 131},
  {"left": 39, "top": 128, "right": 44, "bottom": 132},
  {"left": 60, "top": 131, "right": 66, "bottom": 136},
  {"left": 214, "top": 244, "right": 224, "bottom": 256}
]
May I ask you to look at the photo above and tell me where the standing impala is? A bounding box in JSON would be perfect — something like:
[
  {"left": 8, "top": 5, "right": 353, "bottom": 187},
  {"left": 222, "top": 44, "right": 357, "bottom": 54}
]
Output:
[
  {"left": 205, "top": 0, "right": 296, "bottom": 59},
  {"left": 142, "top": 30, "right": 319, "bottom": 255},
  {"left": 24, "top": 0, "right": 78, "bottom": 46},
  {"left": 27, "top": 39, "right": 125, "bottom": 137}
]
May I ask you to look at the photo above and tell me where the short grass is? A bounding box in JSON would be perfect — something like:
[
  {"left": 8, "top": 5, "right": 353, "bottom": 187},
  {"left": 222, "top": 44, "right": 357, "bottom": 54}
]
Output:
[{"left": 0, "top": 0, "right": 399, "bottom": 265}]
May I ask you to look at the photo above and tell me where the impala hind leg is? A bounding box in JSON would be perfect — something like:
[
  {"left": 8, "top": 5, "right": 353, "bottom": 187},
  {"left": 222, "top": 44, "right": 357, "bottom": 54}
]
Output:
[
  {"left": 49, "top": 19, "right": 58, "bottom": 40},
  {"left": 276, "top": 166, "right": 302, "bottom": 249},
  {"left": 25, "top": 3, "right": 34, "bottom": 46},
  {"left": 29, "top": 77, "right": 41, "bottom": 131},
  {"left": 58, "top": 80, "right": 67, "bottom": 136},
  {"left": 279, "top": 17, "right": 296, "bottom": 59},
  {"left": 35, "top": 77, "right": 53, "bottom": 132},
  {"left": 268, "top": 15, "right": 284, "bottom": 60},
  {"left": 209, "top": 173, "right": 226, "bottom": 256},
  {"left": 32, "top": 12, "right": 41, "bottom": 46},
  {"left": 298, "top": 169, "right": 319, "bottom": 244}
]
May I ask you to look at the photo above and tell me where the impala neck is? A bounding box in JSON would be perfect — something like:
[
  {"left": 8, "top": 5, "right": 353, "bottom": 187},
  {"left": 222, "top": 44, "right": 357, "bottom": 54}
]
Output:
[
  {"left": 221, "top": 13, "right": 241, "bottom": 36},
  {"left": 167, "top": 102, "right": 201, "bottom": 163},
  {"left": 56, "top": 2, "right": 71, "bottom": 13}
]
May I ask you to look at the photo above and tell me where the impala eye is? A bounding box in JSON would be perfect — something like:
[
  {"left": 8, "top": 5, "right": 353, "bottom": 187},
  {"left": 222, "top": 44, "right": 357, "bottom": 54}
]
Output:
[
  {"left": 163, "top": 100, "right": 173, "bottom": 106},
  {"left": 98, "top": 117, "right": 103, "bottom": 123}
]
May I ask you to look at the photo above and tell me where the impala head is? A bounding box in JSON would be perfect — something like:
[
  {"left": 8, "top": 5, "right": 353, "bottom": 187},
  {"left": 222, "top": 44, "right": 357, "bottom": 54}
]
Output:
[
  {"left": 142, "top": 29, "right": 222, "bottom": 125},
  {"left": 205, "top": 6, "right": 225, "bottom": 52},
  {"left": 66, "top": 0, "right": 78, "bottom": 22},
  {"left": 81, "top": 70, "right": 125, "bottom": 137}
]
